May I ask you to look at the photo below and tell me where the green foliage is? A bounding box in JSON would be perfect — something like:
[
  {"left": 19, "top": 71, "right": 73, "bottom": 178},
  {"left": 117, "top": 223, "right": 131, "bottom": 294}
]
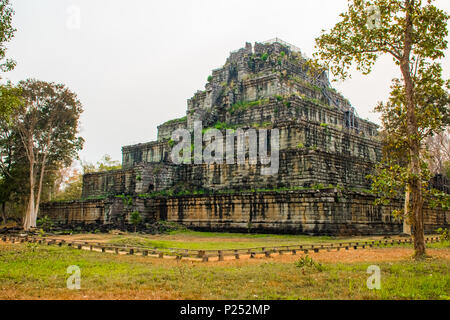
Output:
[
  {"left": 0, "top": 110, "right": 28, "bottom": 218},
  {"left": 305, "top": 97, "right": 330, "bottom": 109},
  {"left": 274, "top": 94, "right": 284, "bottom": 102},
  {"left": 207, "top": 75, "right": 213, "bottom": 82},
  {"left": 54, "top": 175, "right": 82, "bottom": 201},
  {"left": 213, "top": 121, "right": 235, "bottom": 131},
  {"left": 314, "top": 0, "right": 449, "bottom": 80},
  {"left": 295, "top": 255, "right": 324, "bottom": 272},
  {"left": 261, "top": 53, "right": 269, "bottom": 61},
  {"left": 0, "top": 82, "right": 22, "bottom": 120},
  {"left": 82, "top": 154, "right": 121, "bottom": 174},
  {"left": 445, "top": 161, "right": 450, "bottom": 179},
  {"left": 228, "top": 99, "right": 269, "bottom": 115},
  {"left": 0, "top": 0, "right": 16, "bottom": 74},
  {"left": 130, "top": 211, "right": 142, "bottom": 232},
  {"left": 436, "top": 228, "right": 450, "bottom": 242},
  {"left": 251, "top": 121, "right": 272, "bottom": 129},
  {"left": 36, "top": 215, "right": 54, "bottom": 232},
  {"left": 162, "top": 116, "right": 187, "bottom": 126}
]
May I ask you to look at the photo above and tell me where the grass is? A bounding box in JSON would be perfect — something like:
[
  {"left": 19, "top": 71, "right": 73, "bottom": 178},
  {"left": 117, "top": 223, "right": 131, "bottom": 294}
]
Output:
[
  {"left": 0, "top": 242, "right": 448, "bottom": 300},
  {"left": 104, "top": 231, "right": 378, "bottom": 250},
  {"left": 58, "top": 229, "right": 448, "bottom": 251}
]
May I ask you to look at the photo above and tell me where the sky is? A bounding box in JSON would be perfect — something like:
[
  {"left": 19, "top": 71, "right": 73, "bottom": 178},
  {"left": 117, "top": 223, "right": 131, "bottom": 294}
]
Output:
[{"left": 3, "top": 0, "right": 450, "bottom": 164}]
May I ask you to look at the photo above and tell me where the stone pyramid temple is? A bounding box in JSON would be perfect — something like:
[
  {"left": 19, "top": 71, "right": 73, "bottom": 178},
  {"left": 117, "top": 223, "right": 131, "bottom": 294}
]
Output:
[{"left": 42, "top": 39, "right": 448, "bottom": 235}]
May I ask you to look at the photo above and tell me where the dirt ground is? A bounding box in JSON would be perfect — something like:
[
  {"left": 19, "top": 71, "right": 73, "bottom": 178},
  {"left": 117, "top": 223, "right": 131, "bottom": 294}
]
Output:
[
  {"left": 214, "top": 247, "right": 450, "bottom": 266},
  {"left": 2, "top": 240, "right": 448, "bottom": 265}
]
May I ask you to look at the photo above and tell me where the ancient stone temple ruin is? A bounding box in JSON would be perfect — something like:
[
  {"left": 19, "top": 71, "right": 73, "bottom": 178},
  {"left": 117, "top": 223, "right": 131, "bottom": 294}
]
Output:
[{"left": 42, "top": 39, "right": 449, "bottom": 235}]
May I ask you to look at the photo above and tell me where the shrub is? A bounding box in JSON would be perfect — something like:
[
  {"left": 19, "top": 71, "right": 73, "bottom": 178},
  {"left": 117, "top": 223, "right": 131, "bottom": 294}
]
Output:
[
  {"left": 37, "top": 215, "right": 54, "bottom": 232},
  {"left": 261, "top": 53, "right": 269, "bottom": 61},
  {"left": 295, "top": 255, "right": 324, "bottom": 272},
  {"left": 436, "top": 228, "right": 450, "bottom": 242},
  {"left": 130, "top": 211, "right": 142, "bottom": 233},
  {"left": 274, "top": 94, "right": 284, "bottom": 102}
]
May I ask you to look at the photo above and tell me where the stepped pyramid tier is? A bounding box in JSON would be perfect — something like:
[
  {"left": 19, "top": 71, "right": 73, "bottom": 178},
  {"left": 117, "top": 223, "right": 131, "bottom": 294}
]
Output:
[
  {"left": 155, "top": 39, "right": 365, "bottom": 143},
  {"left": 41, "top": 40, "right": 448, "bottom": 235},
  {"left": 118, "top": 39, "right": 381, "bottom": 194}
]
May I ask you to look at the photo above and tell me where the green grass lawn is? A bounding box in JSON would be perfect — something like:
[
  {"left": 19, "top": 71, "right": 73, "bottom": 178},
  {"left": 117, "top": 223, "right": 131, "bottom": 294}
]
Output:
[{"left": 0, "top": 242, "right": 448, "bottom": 300}]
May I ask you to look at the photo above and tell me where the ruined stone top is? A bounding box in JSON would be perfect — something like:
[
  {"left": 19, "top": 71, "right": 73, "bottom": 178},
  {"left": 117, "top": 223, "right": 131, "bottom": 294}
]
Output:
[{"left": 124, "top": 39, "right": 379, "bottom": 154}]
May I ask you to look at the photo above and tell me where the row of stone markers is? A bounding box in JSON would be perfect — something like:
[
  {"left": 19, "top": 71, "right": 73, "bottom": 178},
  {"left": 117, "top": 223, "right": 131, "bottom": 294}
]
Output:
[{"left": 0, "top": 234, "right": 441, "bottom": 262}]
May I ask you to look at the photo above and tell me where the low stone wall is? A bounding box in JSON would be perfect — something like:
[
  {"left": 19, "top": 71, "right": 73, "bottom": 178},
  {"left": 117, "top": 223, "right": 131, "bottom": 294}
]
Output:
[
  {"left": 40, "top": 190, "right": 449, "bottom": 236},
  {"left": 40, "top": 199, "right": 106, "bottom": 225},
  {"left": 165, "top": 191, "right": 449, "bottom": 235},
  {"left": 82, "top": 169, "right": 135, "bottom": 199}
]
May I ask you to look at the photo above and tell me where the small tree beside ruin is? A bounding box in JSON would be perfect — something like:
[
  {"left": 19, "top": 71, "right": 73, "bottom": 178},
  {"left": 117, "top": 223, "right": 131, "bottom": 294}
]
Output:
[{"left": 130, "top": 211, "right": 142, "bottom": 233}]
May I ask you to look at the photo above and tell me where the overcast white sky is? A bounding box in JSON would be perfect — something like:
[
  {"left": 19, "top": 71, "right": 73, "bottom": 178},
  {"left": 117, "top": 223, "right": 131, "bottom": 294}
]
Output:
[{"left": 3, "top": 0, "right": 450, "bottom": 164}]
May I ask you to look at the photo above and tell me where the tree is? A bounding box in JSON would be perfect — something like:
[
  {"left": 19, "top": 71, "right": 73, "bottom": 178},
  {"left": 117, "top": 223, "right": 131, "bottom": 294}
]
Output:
[
  {"left": 314, "top": 0, "right": 449, "bottom": 259},
  {"left": 53, "top": 155, "right": 122, "bottom": 202},
  {"left": 0, "top": 84, "right": 24, "bottom": 224},
  {"left": 53, "top": 167, "right": 83, "bottom": 201},
  {"left": 130, "top": 211, "right": 142, "bottom": 233},
  {"left": 445, "top": 161, "right": 450, "bottom": 179},
  {"left": 13, "top": 79, "right": 84, "bottom": 230},
  {"left": 425, "top": 129, "right": 449, "bottom": 175},
  {"left": 0, "top": 0, "right": 16, "bottom": 76},
  {"left": 81, "top": 154, "right": 121, "bottom": 174},
  {"left": 0, "top": 83, "right": 22, "bottom": 121}
]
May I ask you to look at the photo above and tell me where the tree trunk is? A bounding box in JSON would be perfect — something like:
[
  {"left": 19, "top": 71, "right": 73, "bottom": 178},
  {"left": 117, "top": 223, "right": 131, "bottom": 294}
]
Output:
[
  {"left": 1, "top": 202, "right": 6, "bottom": 225},
  {"left": 23, "top": 161, "right": 36, "bottom": 231},
  {"left": 400, "top": 0, "right": 426, "bottom": 259},
  {"left": 403, "top": 187, "right": 411, "bottom": 235},
  {"left": 34, "top": 159, "right": 47, "bottom": 218}
]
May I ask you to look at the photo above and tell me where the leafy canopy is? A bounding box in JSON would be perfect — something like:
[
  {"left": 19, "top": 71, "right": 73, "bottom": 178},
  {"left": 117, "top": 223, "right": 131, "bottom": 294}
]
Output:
[
  {"left": 0, "top": 0, "right": 16, "bottom": 74},
  {"left": 314, "top": 0, "right": 449, "bottom": 80}
]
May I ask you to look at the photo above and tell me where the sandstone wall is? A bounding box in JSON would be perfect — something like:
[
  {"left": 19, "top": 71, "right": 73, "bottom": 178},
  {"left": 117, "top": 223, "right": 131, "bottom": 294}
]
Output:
[
  {"left": 82, "top": 164, "right": 178, "bottom": 198},
  {"left": 165, "top": 190, "right": 449, "bottom": 235},
  {"left": 157, "top": 118, "right": 188, "bottom": 142},
  {"left": 40, "top": 200, "right": 106, "bottom": 225},
  {"left": 40, "top": 190, "right": 449, "bottom": 236}
]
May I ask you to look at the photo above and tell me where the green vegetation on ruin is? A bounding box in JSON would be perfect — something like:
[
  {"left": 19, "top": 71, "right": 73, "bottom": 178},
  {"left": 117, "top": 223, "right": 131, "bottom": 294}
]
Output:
[
  {"left": 136, "top": 184, "right": 348, "bottom": 200},
  {"left": 228, "top": 98, "right": 270, "bottom": 115},
  {"left": 161, "top": 116, "right": 187, "bottom": 126}
]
